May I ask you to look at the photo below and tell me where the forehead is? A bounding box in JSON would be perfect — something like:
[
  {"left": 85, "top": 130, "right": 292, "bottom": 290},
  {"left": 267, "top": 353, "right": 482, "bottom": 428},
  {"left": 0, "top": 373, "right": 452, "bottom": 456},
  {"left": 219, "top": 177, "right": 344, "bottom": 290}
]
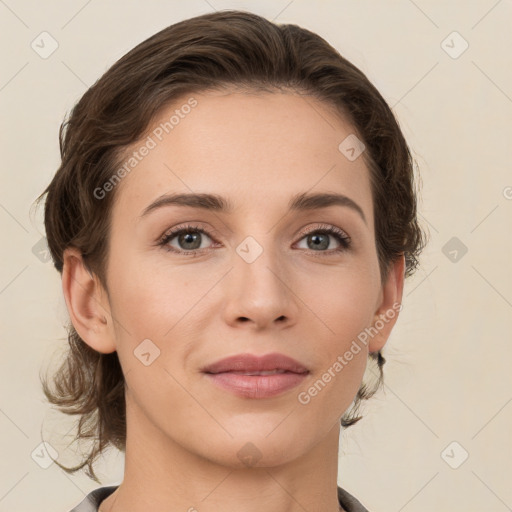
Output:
[{"left": 111, "top": 90, "right": 374, "bottom": 227}]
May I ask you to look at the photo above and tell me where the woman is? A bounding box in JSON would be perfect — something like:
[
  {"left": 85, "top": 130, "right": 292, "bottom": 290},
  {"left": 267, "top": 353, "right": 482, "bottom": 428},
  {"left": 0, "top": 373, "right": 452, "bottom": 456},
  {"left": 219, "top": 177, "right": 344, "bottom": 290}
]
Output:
[{"left": 37, "top": 9, "right": 426, "bottom": 512}]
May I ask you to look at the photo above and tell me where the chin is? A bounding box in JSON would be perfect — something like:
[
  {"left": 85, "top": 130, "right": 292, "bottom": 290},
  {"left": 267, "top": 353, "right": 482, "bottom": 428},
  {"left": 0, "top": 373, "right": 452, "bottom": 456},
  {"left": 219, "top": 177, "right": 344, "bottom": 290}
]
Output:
[{"left": 199, "top": 428, "right": 315, "bottom": 469}]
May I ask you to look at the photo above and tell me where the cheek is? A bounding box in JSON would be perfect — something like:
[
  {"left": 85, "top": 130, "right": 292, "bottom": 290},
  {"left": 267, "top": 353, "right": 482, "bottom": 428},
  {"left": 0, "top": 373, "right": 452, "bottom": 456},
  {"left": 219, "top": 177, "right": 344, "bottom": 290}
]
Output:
[
  {"left": 108, "top": 256, "right": 200, "bottom": 333},
  {"left": 291, "top": 269, "right": 376, "bottom": 412},
  {"left": 303, "top": 266, "right": 377, "bottom": 339},
  {"left": 106, "top": 256, "right": 223, "bottom": 382}
]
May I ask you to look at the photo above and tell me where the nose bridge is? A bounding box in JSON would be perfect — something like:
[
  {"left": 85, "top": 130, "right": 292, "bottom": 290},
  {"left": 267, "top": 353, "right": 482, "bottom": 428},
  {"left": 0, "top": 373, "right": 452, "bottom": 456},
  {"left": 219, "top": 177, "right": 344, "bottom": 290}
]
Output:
[{"left": 222, "top": 234, "right": 297, "bottom": 327}]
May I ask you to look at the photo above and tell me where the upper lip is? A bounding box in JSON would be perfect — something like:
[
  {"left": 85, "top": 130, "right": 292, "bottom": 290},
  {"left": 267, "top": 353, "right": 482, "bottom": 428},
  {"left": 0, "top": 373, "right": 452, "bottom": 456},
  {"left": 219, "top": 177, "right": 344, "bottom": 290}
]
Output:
[{"left": 201, "top": 352, "right": 309, "bottom": 374}]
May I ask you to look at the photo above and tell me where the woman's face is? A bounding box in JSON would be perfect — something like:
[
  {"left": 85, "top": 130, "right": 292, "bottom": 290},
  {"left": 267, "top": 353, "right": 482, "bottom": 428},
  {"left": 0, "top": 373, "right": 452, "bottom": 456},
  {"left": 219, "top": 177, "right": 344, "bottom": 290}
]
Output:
[{"left": 90, "top": 90, "right": 402, "bottom": 467}]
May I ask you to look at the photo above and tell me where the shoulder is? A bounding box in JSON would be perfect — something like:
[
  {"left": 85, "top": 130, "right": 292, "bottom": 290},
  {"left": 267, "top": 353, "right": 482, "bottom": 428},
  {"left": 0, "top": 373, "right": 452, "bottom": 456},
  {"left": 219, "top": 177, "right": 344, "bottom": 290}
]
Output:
[
  {"left": 67, "top": 485, "right": 119, "bottom": 512},
  {"left": 337, "top": 485, "right": 371, "bottom": 512}
]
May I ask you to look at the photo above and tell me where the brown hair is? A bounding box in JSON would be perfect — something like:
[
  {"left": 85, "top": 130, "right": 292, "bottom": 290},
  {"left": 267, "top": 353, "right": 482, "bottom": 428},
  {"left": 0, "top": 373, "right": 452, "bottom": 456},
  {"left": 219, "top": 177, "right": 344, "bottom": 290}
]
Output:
[{"left": 35, "top": 9, "right": 427, "bottom": 483}]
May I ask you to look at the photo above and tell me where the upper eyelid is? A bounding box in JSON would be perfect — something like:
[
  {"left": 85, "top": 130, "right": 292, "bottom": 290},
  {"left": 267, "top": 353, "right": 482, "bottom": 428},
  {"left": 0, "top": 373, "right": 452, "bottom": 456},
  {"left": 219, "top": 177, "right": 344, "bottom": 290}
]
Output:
[
  {"left": 161, "top": 224, "right": 218, "bottom": 241},
  {"left": 299, "top": 223, "right": 349, "bottom": 237}
]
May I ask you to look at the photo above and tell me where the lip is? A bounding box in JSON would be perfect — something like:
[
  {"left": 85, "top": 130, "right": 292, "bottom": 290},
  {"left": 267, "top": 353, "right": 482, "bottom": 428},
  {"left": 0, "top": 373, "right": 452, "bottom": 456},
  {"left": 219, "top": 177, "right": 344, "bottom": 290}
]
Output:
[
  {"left": 201, "top": 352, "right": 309, "bottom": 374},
  {"left": 201, "top": 352, "right": 309, "bottom": 399}
]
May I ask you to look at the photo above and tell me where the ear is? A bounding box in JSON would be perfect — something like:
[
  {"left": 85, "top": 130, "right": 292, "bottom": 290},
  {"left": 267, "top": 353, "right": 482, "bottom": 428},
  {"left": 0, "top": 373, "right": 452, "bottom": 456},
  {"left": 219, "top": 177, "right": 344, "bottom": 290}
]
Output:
[
  {"left": 61, "top": 247, "right": 116, "bottom": 354},
  {"left": 368, "top": 253, "right": 405, "bottom": 353}
]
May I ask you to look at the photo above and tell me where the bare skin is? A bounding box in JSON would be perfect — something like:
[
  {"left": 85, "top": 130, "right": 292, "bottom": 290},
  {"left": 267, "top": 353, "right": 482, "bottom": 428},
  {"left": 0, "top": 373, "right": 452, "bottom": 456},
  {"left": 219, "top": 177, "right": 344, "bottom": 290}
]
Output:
[{"left": 63, "top": 89, "right": 404, "bottom": 512}]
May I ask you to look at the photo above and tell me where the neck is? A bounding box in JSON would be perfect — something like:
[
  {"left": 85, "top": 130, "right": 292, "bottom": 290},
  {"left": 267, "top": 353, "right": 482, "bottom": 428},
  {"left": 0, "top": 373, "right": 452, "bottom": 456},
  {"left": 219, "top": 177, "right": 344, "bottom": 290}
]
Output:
[{"left": 100, "top": 397, "right": 344, "bottom": 512}]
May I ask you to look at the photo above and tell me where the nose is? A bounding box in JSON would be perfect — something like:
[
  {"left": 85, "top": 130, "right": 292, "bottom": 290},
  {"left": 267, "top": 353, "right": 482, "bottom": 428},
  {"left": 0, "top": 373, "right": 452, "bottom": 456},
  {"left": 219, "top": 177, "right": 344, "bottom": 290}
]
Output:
[{"left": 221, "top": 244, "right": 299, "bottom": 331}]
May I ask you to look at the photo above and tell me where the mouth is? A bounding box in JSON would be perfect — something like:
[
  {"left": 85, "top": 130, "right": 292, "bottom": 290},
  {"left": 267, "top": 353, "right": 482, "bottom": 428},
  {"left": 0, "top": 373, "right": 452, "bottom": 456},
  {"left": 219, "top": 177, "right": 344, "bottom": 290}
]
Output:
[
  {"left": 201, "top": 353, "right": 309, "bottom": 399},
  {"left": 203, "top": 371, "right": 309, "bottom": 399},
  {"left": 201, "top": 352, "right": 309, "bottom": 374},
  {"left": 210, "top": 369, "right": 300, "bottom": 376}
]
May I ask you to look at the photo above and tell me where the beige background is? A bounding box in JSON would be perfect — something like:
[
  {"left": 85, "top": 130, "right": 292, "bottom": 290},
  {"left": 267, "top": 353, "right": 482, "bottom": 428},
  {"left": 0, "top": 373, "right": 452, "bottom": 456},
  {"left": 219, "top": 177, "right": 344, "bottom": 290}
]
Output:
[{"left": 1, "top": 1, "right": 512, "bottom": 511}]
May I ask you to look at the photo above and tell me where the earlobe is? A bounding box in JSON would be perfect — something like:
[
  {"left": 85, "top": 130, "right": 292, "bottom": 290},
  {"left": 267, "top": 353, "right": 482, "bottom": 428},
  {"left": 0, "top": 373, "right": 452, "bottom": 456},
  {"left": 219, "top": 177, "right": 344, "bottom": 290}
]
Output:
[
  {"left": 368, "top": 254, "right": 405, "bottom": 353},
  {"left": 61, "top": 247, "right": 116, "bottom": 354}
]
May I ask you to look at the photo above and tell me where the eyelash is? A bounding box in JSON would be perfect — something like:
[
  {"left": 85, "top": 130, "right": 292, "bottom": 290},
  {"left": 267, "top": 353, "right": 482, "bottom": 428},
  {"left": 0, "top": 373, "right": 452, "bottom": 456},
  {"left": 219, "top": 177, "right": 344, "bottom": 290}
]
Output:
[{"left": 158, "top": 223, "right": 352, "bottom": 257}]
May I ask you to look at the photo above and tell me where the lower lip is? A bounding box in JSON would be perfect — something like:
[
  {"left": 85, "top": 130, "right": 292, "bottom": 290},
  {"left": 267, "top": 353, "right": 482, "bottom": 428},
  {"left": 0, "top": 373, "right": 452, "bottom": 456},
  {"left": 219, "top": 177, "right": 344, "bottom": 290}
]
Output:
[{"left": 204, "top": 372, "right": 308, "bottom": 399}]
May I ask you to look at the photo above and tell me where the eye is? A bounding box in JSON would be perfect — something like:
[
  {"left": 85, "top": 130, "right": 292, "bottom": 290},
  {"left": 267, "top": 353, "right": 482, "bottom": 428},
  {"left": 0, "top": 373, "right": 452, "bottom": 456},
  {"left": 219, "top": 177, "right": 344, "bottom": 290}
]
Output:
[
  {"left": 159, "top": 224, "right": 218, "bottom": 255},
  {"left": 295, "top": 225, "right": 351, "bottom": 254},
  {"left": 158, "top": 223, "right": 351, "bottom": 257}
]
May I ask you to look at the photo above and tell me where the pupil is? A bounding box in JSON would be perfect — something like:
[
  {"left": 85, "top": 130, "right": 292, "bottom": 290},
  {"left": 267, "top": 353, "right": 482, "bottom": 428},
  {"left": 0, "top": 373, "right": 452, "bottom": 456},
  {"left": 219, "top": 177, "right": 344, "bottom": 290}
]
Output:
[
  {"left": 180, "top": 232, "right": 200, "bottom": 249},
  {"left": 309, "top": 233, "right": 328, "bottom": 250}
]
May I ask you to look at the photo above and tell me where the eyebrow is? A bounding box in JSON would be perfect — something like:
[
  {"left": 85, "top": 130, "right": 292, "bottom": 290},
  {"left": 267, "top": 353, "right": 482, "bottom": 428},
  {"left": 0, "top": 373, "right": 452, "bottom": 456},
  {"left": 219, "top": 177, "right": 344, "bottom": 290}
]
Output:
[{"left": 140, "top": 191, "right": 367, "bottom": 224}]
